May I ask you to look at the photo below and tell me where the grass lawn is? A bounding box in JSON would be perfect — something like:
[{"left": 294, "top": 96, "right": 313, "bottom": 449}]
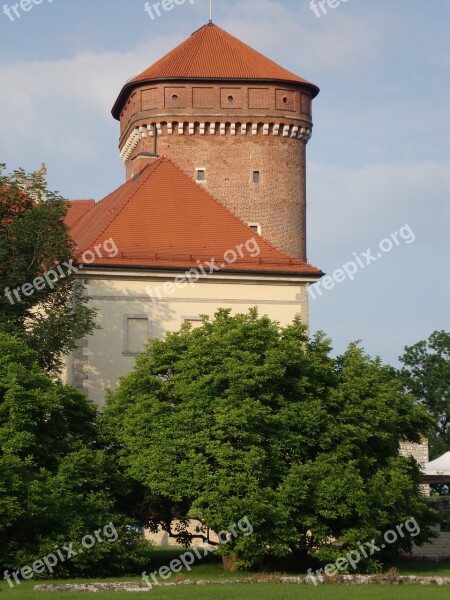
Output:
[
  {"left": 134, "top": 548, "right": 450, "bottom": 579},
  {"left": 1, "top": 549, "right": 449, "bottom": 598},
  {"left": 389, "top": 559, "right": 450, "bottom": 577},
  {"left": 1, "top": 582, "right": 450, "bottom": 599}
]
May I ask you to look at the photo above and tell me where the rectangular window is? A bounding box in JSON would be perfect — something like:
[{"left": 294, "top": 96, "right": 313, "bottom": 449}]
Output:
[
  {"left": 196, "top": 169, "right": 206, "bottom": 182},
  {"left": 249, "top": 223, "right": 262, "bottom": 235},
  {"left": 184, "top": 317, "right": 203, "bottom": 330},
  {"left": 253, "top": 171, "right": 260, "bottom": 183},
  {"left": 124, "top": 316, "right": 150, "bottom": 355}
]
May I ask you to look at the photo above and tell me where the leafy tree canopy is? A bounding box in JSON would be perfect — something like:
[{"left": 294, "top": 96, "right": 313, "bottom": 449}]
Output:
[
  {"left": 400, "top": 330, "right": 450, "bottom": 459},
  {"left": 0, "top": 164, "right": 97, "bottom": 374},
  {"left": 103, "top": 308, "right": 437, "bottom": 570},
  {"left": 0, "top": 332, "right": 150, "bottom": 576}
]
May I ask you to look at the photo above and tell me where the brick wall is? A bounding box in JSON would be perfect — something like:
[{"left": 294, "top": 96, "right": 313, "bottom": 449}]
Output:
[
  {"left": 118, "top": 82, "right": 313, "bottom": 141},
  {"left": 118, "top": 81, "right": 314, "bottom": 260}
]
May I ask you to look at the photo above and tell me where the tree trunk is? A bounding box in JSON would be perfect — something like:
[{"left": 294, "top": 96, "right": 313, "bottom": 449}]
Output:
[{"left": 222, "top": 552, "right": 240, "bottom": 572}]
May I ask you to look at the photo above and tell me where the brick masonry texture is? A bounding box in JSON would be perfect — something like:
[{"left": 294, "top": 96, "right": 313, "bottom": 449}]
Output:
[
  {"left": 118, "top": 82, "right": 313, "bottom": 260},
  {"left": 119, "top": 83, "right": 312, "bottom": 143}
]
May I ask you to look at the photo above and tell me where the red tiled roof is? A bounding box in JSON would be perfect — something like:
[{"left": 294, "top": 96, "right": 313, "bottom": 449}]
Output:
[
  {"left": 69, "top": 157, "right": 322, "bottom": 277},
  {"left": 65, "top": 200, "right": 95, "bottom": 228},
  {"left": 112, "top": 23, "right": 319, "bottom": 119}
]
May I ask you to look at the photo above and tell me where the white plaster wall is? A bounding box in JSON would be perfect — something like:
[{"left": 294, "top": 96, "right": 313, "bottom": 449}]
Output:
[{"left": 64, "top": 270, "right": 312, "bottom": 407}]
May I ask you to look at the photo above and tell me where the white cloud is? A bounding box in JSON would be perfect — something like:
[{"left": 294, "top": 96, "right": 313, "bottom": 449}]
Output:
[
  {"left": 221, "top": 0, "right": 381, "bottom": 74},
  {"left": 0, "top": 34, "right": 182, "bottom": 182},
  {"left": 308, "top": 161, "right": 450, "bottom": 254}
]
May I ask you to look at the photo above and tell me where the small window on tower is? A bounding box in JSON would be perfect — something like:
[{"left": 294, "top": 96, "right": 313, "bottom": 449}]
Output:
[
  {"left": 249, "top": 223, "right": 262, "bottom": 235},
  {"left": 253, "top": 171, "right": 260, "bottom": 183},
  {"left": 196, "top": 169, "right": 206, "bottom": 182}
]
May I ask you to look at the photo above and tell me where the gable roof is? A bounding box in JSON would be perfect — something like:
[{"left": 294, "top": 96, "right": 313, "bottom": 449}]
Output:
[
  {"left": 65, "top": 200, "right": 95, "bottom": 229},
  {"left": 67, "top": 158, "right": 322, "bottom": 277},
  {"left": 112, "top": 23, "right": 319, "bottom": 119}
]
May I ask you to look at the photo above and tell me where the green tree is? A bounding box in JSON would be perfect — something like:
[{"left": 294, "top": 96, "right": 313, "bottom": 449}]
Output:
[
  {"left": 0, "top": 332, "right": 150, "bottom": 576},
  {"left": 103, "top": 309, "right": 436, "bottom": 571},
  {"left": 400, "top": 330, "right": 450, "bottom": 459},
  {"left": 0, "top": 164, "right": 97, "bottom": 374}
]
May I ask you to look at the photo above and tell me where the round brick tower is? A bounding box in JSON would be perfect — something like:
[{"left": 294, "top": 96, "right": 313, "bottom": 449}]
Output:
[{"left": 112, "top": 23, "right": 319, "bottom": 260}]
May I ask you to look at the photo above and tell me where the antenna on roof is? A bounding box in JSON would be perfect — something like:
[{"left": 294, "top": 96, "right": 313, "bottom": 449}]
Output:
[{"left": 209, "top": 0, "right": 213, "bottom": 23}]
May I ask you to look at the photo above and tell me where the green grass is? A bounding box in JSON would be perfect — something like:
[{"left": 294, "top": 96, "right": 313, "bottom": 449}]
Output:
[
  {"left": 127, "top": 547, "right": 450, "bottom": 579},
  {"left": 390, "top": 559, "right": 450, "bottom": 577},
  {"left": 1, "top": 581, "right": 450, "bottom": 600},
  {"left": 1, "top": 549, "right": 449, "bottom": 598}
]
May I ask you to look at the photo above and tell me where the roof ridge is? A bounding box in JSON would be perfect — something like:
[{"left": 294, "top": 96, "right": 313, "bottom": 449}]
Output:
[
  {"left": 211, "top": 24, "right": 296, "bottom": 82},
  {"left": 211, "top": 26, "right": 261, "bottom": 80},
  {"left": 88, "top": 159, "right": 166, "bottom": 246},
  {"left": 191, "top": 21, "right": 214, "bottom": 36},
  {"left": 68, "top": 199, "right": 95, "bottom": 203},
  {"left": 71, "top": 159, "right": 163, "bottom": 246}
]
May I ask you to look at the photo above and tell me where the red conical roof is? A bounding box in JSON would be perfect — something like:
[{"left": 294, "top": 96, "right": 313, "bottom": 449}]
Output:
[{"left": 112, "top": 23, "right": 319, "bottom": 119}]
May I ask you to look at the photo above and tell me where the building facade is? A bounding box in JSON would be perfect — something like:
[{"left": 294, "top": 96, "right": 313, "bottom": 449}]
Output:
[
  {"left": 61, "top": 20, "right": 436, "bottom": 552},
  {"left": 64, "top": 23, "right": 323, "bottom": 406}
]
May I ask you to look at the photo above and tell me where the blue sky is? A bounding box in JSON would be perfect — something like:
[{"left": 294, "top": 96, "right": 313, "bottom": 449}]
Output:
[{"left": 0, "top": 0, "right": 449, "bottom": 365}]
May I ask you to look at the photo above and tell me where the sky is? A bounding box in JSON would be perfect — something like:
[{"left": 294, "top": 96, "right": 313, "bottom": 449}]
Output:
[{"left": 0, "top": 0, "right": 448, "bottom": 366}]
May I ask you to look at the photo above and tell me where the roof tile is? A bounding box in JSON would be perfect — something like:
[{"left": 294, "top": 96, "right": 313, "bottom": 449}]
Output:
[
  {"left": 113, "top": 23, "right": 319, "bottom": 118},
  {"left": 69, "top": 158, "right": 322, "bottom": 277},
  {"left": 65, "top": 200, "right": 95, "bottom": 228}
]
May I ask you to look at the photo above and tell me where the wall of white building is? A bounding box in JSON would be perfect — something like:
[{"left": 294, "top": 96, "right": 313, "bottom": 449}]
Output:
[{"left": 64, "top": 269, "right": 313, "bottom": 407}]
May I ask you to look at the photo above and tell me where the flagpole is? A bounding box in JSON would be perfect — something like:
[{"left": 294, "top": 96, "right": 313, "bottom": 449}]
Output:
[{"left": 209, "top": 0, "right": 212, "bottom": 22}]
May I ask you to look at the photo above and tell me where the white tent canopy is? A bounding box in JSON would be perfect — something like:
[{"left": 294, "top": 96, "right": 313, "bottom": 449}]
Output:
[
  {"left": 423, "top": 452, "right": 450, "bottom": 483},
  {"left": 425, "top": 452, "right": 450, "bottom": 476}
]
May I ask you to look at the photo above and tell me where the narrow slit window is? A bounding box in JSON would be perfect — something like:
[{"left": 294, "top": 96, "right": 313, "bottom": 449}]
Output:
[
  {"left": 253, "top": 171, "right": 260, "bottom": 183},
  {"left": 196, "top": 169, "right": 205, "bottom": 182}
]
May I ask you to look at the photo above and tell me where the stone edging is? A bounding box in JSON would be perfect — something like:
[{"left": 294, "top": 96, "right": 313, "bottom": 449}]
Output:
[{"left": 34, "top": 575, "right": 450, "bottom": 591}]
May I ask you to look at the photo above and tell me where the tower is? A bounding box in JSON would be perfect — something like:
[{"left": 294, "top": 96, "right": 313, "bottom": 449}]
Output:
[{"left": 112, "top": 23, "right": 319, "bottom": 260}]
